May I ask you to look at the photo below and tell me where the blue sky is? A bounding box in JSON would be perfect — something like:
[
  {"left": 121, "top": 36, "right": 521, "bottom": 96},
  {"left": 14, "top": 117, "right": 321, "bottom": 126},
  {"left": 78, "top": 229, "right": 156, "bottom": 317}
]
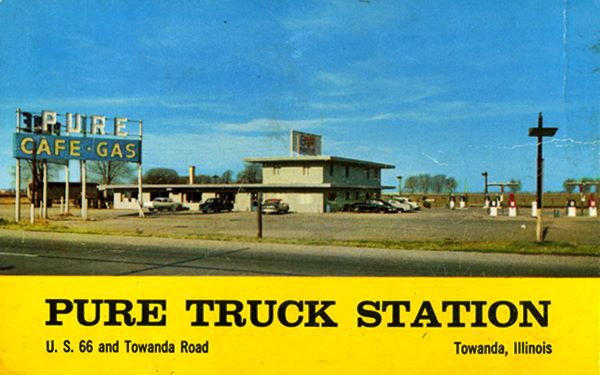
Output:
[{"left": 1, "top": 1, "right": 598, "bottom": 192}]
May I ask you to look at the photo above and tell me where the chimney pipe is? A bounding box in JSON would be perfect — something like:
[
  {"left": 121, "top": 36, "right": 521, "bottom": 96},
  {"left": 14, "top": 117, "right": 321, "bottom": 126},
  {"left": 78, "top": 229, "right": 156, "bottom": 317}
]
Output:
[{"left": 189, "top": 166, "right": 195, "bottom": 184}]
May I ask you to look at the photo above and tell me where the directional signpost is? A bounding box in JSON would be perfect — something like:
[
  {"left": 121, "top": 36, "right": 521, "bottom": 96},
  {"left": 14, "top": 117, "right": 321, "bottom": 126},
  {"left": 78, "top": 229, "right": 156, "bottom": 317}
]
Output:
[{"left": 528, "top": 112, "right": 558, "bottom": 243}]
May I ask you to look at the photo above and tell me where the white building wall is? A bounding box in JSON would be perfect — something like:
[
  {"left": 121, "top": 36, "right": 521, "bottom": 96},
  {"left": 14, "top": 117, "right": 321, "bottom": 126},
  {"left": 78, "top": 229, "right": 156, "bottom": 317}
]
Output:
[
  {"left": 263, "top": 192, "right": 324, "bottom": 213},
  {"left": 263, "top": 165, "right": 324, "bottom": 184},
  {"left": 234, "top": 193, "right": 253, "bottom": 212},
  {"left": 113, "top": 191, "right": 152, "bottom": 209}
]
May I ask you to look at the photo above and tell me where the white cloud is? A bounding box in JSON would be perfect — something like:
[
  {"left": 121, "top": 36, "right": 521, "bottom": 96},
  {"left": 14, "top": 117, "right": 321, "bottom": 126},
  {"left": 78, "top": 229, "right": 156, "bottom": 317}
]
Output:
[
  {"left": 0, "top": 96, "right": 234, "bottom": 115},
  {"left": 192, "top": 117, "right": 342, "bottom": 135},
  {"left": 308, "top": 102, "right": 356, "bottom": 111},
  {"left": 316, "top": 71, "right": 355, "bottom": 87},
  {"left": 141, "top": 132, "right": 289, "bottom": 173},
  {"left": 281, "top": 2, "right": 408, "bottom": 35}
]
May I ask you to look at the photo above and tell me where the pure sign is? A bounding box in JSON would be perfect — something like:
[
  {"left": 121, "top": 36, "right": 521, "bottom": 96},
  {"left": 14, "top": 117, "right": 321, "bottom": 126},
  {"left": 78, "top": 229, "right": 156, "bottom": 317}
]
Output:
[{"left": 13, "top": 110, "right": 141, "bottom": 163}]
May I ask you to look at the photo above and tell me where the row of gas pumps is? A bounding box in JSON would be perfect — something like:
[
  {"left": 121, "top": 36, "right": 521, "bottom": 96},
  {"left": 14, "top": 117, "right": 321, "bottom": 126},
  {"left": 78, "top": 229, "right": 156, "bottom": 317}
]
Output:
[{"left": 445, "top": 193, "right": 598, "bottom": 217}]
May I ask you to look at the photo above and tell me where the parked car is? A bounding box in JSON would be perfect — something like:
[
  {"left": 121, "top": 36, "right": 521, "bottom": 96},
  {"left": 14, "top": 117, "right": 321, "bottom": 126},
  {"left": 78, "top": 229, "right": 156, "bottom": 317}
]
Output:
[
  {"left": 262, "top": 198, "right": 290, "bottom": 214},
  {"left": 387, "top": 198, "right": 412, "bottom": 212},
  {"left": 350, "top": 200, "right": 398, "bottom": 213},
  {"left": 200, "top": 198, "right": 233, "bottom": 213},
  {"left": 144, "top": 197, "right": 185, "bottom": 211},
  {"left": 392, "top": 197, "right": 420, "bottom": 210}
]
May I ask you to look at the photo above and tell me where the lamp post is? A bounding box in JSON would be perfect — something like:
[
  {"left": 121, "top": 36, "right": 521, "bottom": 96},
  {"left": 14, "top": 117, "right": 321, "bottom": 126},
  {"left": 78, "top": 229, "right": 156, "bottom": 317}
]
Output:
[
  {"left": 397, "top": 176, "right": 402, "bottom": 195},
  {"left": 481, "top": 171, "right": 488, "bottom": 206},
  {"left": 528, "top": 112, "right": 558, "bottom": 243}
]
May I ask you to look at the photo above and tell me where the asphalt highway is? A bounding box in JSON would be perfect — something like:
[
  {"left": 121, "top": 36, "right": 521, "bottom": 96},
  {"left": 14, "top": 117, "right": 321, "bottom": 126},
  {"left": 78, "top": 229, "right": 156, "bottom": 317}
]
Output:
[{"left": 0, "top": 229, "right": 598, "bottom": 276}]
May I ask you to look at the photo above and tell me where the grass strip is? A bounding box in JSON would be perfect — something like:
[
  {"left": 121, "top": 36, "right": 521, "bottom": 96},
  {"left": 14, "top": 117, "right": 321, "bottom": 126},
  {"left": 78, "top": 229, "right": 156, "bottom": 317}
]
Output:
[{"left": 0, "top": 220, "right": 598, "bottom": 256}]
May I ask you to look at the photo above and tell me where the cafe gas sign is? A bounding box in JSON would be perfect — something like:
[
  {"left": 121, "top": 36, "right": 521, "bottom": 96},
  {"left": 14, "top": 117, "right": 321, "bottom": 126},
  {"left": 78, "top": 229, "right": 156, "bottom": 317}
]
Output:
[{"left": 13, "top": 110, "right": 142, "bottom": 163}]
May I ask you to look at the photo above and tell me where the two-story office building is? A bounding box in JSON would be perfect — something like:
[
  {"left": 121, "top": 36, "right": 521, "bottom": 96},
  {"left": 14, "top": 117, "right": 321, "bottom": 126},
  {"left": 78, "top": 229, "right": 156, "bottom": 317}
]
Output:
[
  {"left": 241, "top": 156, "right": 394, "bottom": 212},
  {"left": 101, "top": 155, "right": 394, "bottom": 213}
]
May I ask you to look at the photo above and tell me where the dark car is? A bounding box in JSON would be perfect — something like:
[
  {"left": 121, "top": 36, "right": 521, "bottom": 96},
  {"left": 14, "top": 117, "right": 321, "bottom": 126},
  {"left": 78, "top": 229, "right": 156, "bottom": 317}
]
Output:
[
  {"left": 200, "top": 198, "right": 233, "bottom": 213},
  {"left": 350, "top": 200, "right": 398, "bottom": 213}
]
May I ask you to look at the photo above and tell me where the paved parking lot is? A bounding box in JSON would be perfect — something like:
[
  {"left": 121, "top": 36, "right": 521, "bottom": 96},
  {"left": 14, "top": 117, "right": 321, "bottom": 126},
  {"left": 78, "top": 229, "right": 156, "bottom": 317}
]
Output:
[{"left": 2, "top": 205, "right": 598, "bottom": 245}]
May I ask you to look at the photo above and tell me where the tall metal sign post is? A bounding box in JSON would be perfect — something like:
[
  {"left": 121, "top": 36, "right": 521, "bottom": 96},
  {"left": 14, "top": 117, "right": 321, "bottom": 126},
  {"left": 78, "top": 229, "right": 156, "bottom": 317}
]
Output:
[
  {"left": 13, "top": 109, "right": 143, "bottom": 222},
  {"left": 14, "top": 109, "right": 21, "bottom": 222},
  {"left": 481, "top": 171, "right": 488, "bottom": 197},
  {"left": 137, "top": 120, "right": 144, "bottom": 218},
  {"left": 528, "top": 112, "right": 558, "bottom": 243}
]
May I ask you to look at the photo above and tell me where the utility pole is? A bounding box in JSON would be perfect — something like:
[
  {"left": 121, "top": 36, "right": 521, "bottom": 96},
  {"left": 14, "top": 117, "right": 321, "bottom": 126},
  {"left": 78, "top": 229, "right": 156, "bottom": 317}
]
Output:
[
  {"left": 528, "top": 112, "right": 558, "bottom": 243},
  {"left": 256, "top": 192, "right": 263, "bottom": 238}
]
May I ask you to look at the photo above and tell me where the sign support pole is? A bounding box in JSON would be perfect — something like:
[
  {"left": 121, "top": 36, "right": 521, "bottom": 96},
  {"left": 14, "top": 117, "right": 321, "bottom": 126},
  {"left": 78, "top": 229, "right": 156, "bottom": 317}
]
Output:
[
  {"left": 42, "top": 160, "right": 48, "bottom": 219},
  {"left": 81, "top": 160, "right": 87, "bottom": 220},
  {"left": 30, "top": 140, "right": 36, "bottom": 224},
  {"left": 65, "top": 116, "right": 70, "bottom": 215},
  {"left": 137, "top": 120, "right": 144, "bottom": 218},
  {"left": 15, "top": 109, "right": 21, "bottom": 222},
  {"left": 64, "top": 162, "right": 69, "bottom": 214}
]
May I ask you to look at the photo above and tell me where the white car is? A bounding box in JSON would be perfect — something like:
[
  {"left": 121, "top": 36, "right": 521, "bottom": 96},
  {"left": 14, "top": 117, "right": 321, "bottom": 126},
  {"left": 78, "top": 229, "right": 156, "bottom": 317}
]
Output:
[
  {"left": 390, "top": 197, "right": 420, "bottom": 211},
  {"left": 143, "top": 197, "right": 184, "bottom": 211},
  {"left": 261, "top": 199, "right": 290, "bottom": 214},
  {"left": 387, "top": 199, "right": 412, "bottom": 212}
]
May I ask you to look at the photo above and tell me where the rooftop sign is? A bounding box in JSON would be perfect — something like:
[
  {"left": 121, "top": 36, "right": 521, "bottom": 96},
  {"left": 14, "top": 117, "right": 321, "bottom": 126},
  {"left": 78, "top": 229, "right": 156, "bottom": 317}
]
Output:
[{"left": 291, "top": 130, "right": 321, "bottom": 156}]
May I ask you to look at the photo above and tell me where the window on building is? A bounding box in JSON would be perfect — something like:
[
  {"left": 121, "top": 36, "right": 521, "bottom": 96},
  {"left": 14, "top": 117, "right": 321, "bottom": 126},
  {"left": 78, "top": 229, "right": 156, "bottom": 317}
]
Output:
[
  {"left": 328, "top": 192, "right": 337, "bottom": 201},
  {"left": 329, "top": 164, "right": 334, "bottom": 177},
  {"left": 366, "top": 168, "right": 370, "bottom": 179},
  {"left": 355, "top": 192, "right": 360, "bottom": 200},
  {"left": 374, "top": 169, "right": 379, "bottom": 178},
  {"left": 365, "top": 192, "right": 370, "bottom": 200},
  {"left": 273, "top": 166, "right": 281, "bottom": 175},
  {"left": 345, "top": 191, "right": 350, "bottom": 200},
  {"left": 345, "top": 165, "right": 350, "bottom": 178}
]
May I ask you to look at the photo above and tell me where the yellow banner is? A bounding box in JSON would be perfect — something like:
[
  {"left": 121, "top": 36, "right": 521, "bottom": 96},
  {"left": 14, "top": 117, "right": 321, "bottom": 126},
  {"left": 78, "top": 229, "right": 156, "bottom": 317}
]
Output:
[{"left": 0, "top": 277, "right": 598, "bottom": 374}]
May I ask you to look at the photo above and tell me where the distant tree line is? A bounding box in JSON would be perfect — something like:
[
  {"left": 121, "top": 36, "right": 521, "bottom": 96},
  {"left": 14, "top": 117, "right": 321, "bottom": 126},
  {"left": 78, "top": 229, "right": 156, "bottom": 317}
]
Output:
[
  {"left": 142, "top": 163, "right": 262, "bottom": 184},
  {"left": 403, "top": 174, "right": 458, "bottom": 194}
]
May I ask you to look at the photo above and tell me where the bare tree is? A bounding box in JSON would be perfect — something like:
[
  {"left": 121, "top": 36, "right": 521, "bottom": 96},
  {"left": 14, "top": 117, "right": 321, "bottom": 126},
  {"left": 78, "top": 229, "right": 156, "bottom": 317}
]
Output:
[
  {"left": 445, "top": 177, "right": 458, "bottom": 193},
  {"left": 88, "top": 161, "right": 135, "bottom": 185},
  {"left": 508, "top": 179, "right": 522, "bottom": 192},
  {"left": 415, "top": 174, "right": 432, "bottom": 193},
  {"left": 236, "top": 163, "right": 262, "bottom": 183},
  {"left": 431, "top": 174, "right": 446, "bottom": 194},
  {"left": 143, "top": 168, "right": 180, "bottom": 184},
  {"left": 219, "top": 170, "right": 234, "bottom": 184},
  {"left": 404, "top": 176, "right": 418, "bottom": 194},
  {"left": 11, "top": 160, "right": 60, "bottom": 206}
]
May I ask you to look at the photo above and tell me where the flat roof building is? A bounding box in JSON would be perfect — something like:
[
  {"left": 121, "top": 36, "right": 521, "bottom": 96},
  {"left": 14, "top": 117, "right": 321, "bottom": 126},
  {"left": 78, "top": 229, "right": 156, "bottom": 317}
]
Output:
[
  {"left": 243, "top": 155, "right": 394, "bottom": 212},
  {"left": 101, "top": 155, "right": 394, "bottom": 213}
]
